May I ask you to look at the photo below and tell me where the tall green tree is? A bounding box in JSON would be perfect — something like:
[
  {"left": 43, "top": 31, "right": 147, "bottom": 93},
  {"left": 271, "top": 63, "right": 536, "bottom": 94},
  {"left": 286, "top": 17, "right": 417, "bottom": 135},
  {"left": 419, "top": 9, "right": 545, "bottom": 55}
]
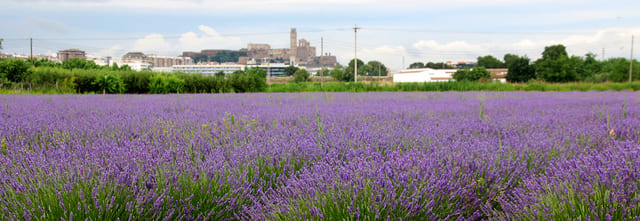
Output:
[
  {"left": 536, "top": 44, "right": 577, "bottom": 82},
  {"left": 409, "top": 62, "right": 425, "bottom": 69},
  {"left": 93, "top": 73, "right": 125, "bottom": 94},
  {"left": 243, "top": 67, "right": 267, "bottom": 92},
  {"left": 605, "top": 58, "right": 640, "bottom": 82},
  {"left": 0, "top": 38, "right": 3, "bottom": 50},
  {"left": 345, "top": 59, "right": 369, "bottom": 77},
  {"left": 0, "top": 59, "right": 30, "bottom": 83},
  {"left": 452, "top": 67, "right": 490, "bottom": 82},
  {"left": 425, "top": 62, "right": 454, "bottom": 69},
  {"left": 284, "top": 65, "right": 299, "bottom": 76},
  {"left": 149, "top": 74, "right": 184, "bottom": 94},
  {"left": 293, "top": 69, "right": 310, "bottom": 82},
  {"left": 366, "top": 61, "right": 388, "bottom": 76},
  {"left": 330, "top": 65, "right": 351, "bottom": 82},
  {"left": 580, "top": 52, "right": 602, "bottom": 81},
  {"left": 477, "top": 55, "right": 506, "bottom": 68},
  {"left": 62, "top": 58, "right": 99, "bottom": 70},
  {"left": 505, "top": 55, "right": 535, "bottom": 83},
  {"left": 504, "top": 53, "right": 519, "bottom": 68}
]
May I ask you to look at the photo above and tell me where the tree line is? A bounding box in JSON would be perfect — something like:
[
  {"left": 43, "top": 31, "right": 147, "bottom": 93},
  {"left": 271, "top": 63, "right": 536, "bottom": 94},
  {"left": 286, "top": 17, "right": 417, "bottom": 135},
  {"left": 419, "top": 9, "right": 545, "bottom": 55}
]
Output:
[
  {"left": 280, "top": 59, "right": 389, "bottom": 83},
  {"left": 410, "top": 44, "right": 639, "bottom": 83},
  {"left": 0, "top": 58, "right": 267, "bottom": 93}
]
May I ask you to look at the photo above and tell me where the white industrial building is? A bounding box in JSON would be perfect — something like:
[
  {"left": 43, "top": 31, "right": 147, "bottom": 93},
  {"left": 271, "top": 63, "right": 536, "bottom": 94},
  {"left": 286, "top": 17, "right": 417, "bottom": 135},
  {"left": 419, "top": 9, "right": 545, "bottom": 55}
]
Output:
[
  {"left": 392, "top": 68, "right": 508, "bottom": 83},
  {"left": 171, "top": 64, "right": 292, "bottom": 77},
  {"left": 392, "top": 68, "right": 457, "bottom": 83}
]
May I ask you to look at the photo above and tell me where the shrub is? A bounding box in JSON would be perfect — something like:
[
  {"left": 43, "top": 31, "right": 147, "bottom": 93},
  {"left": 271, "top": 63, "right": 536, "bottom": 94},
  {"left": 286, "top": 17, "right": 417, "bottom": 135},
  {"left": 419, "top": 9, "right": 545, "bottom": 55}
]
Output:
[{"left": 293, "top": 69, "right": 310, "bottom": 83}]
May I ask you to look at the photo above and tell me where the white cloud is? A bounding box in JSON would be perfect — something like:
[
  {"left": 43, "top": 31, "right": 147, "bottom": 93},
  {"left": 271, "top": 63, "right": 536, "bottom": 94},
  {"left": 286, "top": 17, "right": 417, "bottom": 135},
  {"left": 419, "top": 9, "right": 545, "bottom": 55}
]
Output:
[
  {"left": 177, "top": 25, "right": 243, "bottom": 51},
  {"left": 133, "top": 34, "right": 172, "bottom": 55},
  {"left": 349, "top": 27, "right": 639, "bottom": 71},
  {"left": 358, "top": 45, "right": 408, "bottom": 70},
  {"left": 123, "top": 25, "right": 245, "bottom": 56},
  {"left": 94, "top": 44, "right": 124, "bottom": 58},
  {"left": 506, "top": 27, "right": 640, "bottom": 59}
]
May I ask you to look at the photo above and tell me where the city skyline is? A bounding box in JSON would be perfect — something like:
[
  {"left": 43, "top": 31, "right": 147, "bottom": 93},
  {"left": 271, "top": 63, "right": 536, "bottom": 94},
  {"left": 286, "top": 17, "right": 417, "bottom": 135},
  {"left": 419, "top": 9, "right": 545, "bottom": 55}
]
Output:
[{"left": 1, "top": 0, "right": 639, "bottom": 70}]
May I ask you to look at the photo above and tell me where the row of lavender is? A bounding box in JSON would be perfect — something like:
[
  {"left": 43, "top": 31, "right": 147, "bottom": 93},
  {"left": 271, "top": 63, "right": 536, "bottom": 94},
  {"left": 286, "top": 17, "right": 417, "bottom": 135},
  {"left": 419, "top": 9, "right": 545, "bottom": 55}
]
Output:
[{"left": 0, "top": 92, "right": 639, "bottom": 220}]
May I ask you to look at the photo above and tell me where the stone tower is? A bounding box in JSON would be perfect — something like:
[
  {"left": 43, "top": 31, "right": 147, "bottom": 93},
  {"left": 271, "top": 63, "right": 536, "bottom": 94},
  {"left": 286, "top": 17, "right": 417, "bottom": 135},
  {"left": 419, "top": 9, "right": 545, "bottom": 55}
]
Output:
[{"left": 290, "top": 28, "right": 297, "bottom": 63}]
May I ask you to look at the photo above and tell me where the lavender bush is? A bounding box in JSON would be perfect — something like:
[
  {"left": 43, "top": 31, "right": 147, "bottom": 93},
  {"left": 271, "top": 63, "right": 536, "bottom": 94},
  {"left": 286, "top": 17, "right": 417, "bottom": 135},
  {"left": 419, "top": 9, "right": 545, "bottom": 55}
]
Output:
[{"left": 0, "top": 92, "right": 639, "bottom": 220}]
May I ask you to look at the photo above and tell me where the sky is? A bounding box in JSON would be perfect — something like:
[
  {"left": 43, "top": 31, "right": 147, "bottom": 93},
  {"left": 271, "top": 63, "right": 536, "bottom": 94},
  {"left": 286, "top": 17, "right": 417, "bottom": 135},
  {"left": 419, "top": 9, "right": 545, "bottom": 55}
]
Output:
[{"left": 1, "top": 0, "right": 639, "bottom": 71}]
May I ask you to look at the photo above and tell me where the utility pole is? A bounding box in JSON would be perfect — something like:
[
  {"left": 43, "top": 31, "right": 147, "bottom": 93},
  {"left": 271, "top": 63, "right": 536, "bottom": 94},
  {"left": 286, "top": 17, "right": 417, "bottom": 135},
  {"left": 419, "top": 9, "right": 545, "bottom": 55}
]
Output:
[
  {"left": 30, "top": 38, "right": 33, "bottom": 67},
  {"left": 631, "top": 35, "right": 634, "bottom": 83},
  {"left": 320, "top": 37, "right": 324, "bottom": 88},
  {"left": 402, "top": 56, "right": 405, "bottom": 70},
  {"left": 354, "top": 25, "right": 360, "bottom": 83},
  {"left": 602, "top": 48, "right": 605, "bottom": 61}
]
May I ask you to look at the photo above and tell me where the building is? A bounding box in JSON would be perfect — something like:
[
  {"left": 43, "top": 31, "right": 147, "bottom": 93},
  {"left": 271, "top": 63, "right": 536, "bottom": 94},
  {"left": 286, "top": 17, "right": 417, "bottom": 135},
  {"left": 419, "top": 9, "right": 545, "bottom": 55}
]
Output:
[
  {"left": 87, "top": 56, "right": 112, "bottom": 66},
  {"left": 147, "top": 55, "right": 193, "bottom": 68},
  {"left": 57, "top": 49, "right": 86, "bottom": 61},
  {"left": 172, "top": 64, "right": 244, "bottom": 76},
  {"left": 295, "top": 39, "right": 315, "bottom": 61},
  {"left": 305, "top": 53, "right": 338, "bottom": 68},
  {"left": 487, "top": 68, "right": 508, "bottom": 83},
  {"left": 121, "top": 52, "right": 193, "bottom": 69},
  {"left": 393, "top": 68, "right": 457, "bottom": 83},
  {"left": 122, "top": 52, "right": 146, "bottom": 63},
  {"left": 247, "top": 44, "right": 271, "bottom": 59},
  {"left": 172, "top": 64, "right": 291, "bottom": 77},
  {"left": 290, "top": 28, "right": 297, "bottom": 59},
  {"left": 122, "top": 62, "right": 151, "bottom": 71},
  {"left": 393, "top": 68, "right": 508, "bottom": 83},
  {"left": 186, "top": 28, "right": 325, "bottom": 67}
]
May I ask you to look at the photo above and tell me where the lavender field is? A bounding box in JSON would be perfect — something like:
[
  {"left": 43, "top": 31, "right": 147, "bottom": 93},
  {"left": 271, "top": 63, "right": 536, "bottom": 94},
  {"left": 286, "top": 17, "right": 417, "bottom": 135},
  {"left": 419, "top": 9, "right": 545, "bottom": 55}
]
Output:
[{"left": 1, "top": 92, "right": 640, "bottom": 220}]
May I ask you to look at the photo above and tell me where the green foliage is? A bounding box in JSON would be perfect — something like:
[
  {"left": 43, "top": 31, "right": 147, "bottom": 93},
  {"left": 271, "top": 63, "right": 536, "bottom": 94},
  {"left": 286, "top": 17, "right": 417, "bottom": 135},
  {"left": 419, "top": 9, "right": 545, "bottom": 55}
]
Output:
[
  {"left": 330, "top": 65, "right": 352, "bottom": 82},
  {"left": 174, "top": 72, "right": 230, "bottom": 93},
  {"left": 227, "top": 67, "right": 267, "bottom": 93},
  {"left": 536, "top": 44, "right": 577, "bottom": 82},
  {"left": 292, "top": 68, "right": 310, "bottom": 82},
  {"left": 62, "top": 58, "right": 100, "bottom": 70},
  {"left": 120, "top": 71, "right": 152, "bottom": 93},
  {"left": 605, "top": 58, "right": 640, "bottom": 82},
  {"left": 93, "top": 73, "right": 125, "bottom": 94},
  {"left": 517, "top": 183, "right": 640, "bottom": 221},
  {"left": 28, "top": 58, "right": 60, "bottom": 68},
  {"left": 505, "top": 55, "right": 535, "bottom": 83},
  {"left": 345, "top": 59, "right": 369, "bottom": 77},
  {"left": 74, "top": 71, "right": 100, "bottom": 93},
  {"left": 29, "top": 66, "right": 75, "bottom": 92},
  {"left": 453, "top": 69, "right": 471, "bottom": 81},
  {"left": 0, "top": 59, "right": 31, "bottom": 83},
  {"left": 542, "top": 45, "right": 567, "bottom": 60},
  {"left": 453, "top": 67, "right": 491, "bottom": 82},
  {"left": 317, "top": 68, "right": 331, "bottom": 77},
  {"left": 426, "top": 62, "right": 455, "bottom": 69},
  {"left": 244, "top": 67, "right": 267, "bottom": 92},
  {"left": 149, "top": 74, "right": 185, "bottom": 93},
  {"left": 581, "top": 53, "right": 602, "bottom": 80},
  {"left": 504, "top": 53, "right": 520, "bottom": 67},
  {"left": 284, "top": 65, "right": 299, "bottom": 76},
  {"left": 477, "top": 55, "right": 506, "bottom": 68},
  {"left": 366, "top": 60, "right": 388, "bottom": 76},
  {"left": 0, "top": 38, "right": 3, "bottom": 50},
  {"left": 409, "top": 62, "right": 425, "bottom": 69}
]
